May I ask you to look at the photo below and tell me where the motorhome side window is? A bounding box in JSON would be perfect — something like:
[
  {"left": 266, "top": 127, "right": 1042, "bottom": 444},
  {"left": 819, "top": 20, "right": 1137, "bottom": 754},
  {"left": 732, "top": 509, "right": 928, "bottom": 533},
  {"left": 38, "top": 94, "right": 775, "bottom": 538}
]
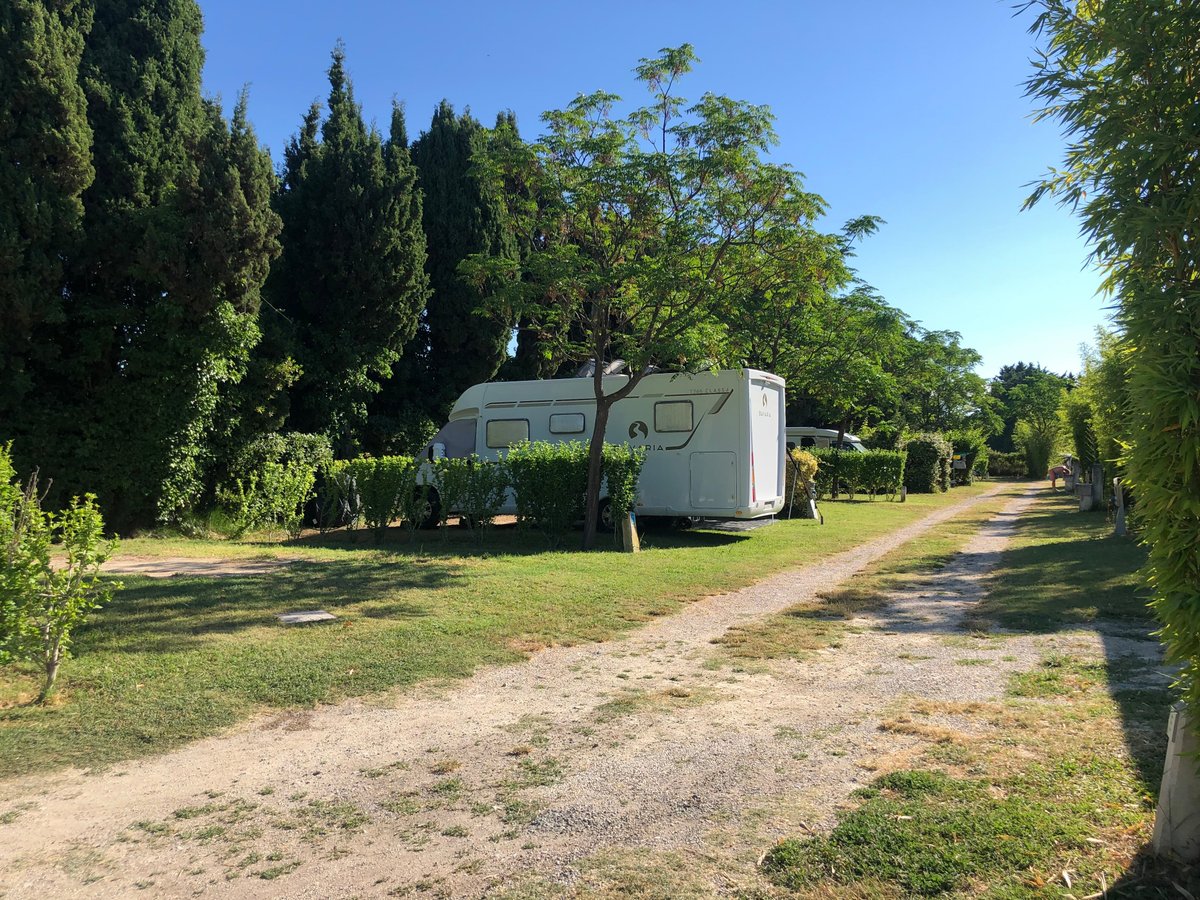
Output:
[
  {"left": 486, "top": 418, "right": 529, "bottom": 448},
  {"left": 548, "top": 413, "right": 585, "bottom": 434},
  {"left": 654, "top": 401, "right": 693, "bottom": 433}
]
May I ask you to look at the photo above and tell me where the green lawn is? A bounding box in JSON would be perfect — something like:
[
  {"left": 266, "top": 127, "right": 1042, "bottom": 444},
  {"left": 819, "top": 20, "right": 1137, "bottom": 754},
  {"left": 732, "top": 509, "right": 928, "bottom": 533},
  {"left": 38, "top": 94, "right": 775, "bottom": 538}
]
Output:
[
  {"left": 0, "top": 483, "right": 996, "bottom": 778},
  {"left": 762, "top": 491, "right": 1184, "bottom": 899}
]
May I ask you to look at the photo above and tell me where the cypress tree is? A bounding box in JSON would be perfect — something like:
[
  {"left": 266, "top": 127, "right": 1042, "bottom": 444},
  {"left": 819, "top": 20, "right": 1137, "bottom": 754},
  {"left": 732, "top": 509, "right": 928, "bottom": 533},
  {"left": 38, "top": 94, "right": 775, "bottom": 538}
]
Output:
[
  {"left": 0, "top": 0, "right": 93, "bottom": 422},
  {"left": 268, "top": 46, "right": 430, "bottom": 453},
  {"left": 10, "top": 0, "right": 281, "bottom": 530},
  {"left": 367, "top": 104, "right": 520, "bottom": 449},
  {"left": 413, "top": 102, "right": 518, "bottom": 410}
]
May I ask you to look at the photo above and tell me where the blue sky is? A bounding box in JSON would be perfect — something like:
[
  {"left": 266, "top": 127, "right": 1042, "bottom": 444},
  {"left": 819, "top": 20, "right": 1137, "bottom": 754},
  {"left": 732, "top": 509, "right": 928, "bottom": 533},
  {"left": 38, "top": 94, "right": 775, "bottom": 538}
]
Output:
[{"left": 197, "top": 0, "right": 1112, "bottom": 379}]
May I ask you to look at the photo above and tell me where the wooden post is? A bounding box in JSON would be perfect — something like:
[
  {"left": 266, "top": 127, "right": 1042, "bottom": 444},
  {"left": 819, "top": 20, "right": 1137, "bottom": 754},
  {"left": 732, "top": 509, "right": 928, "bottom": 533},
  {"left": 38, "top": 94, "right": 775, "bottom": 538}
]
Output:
[{"left": 1153, "top": 703, "right": 1200, "bottom": 862}]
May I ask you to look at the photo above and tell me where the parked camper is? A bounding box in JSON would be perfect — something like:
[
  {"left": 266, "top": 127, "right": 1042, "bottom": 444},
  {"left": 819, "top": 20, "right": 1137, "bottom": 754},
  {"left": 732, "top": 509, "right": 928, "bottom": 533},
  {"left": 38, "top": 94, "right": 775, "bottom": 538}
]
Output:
[
  {"left": 420, "top": 369, "right": 787, "bottom": 526},
  {"left": 785, "top": 426, "right": 867, "bottom": 453}
]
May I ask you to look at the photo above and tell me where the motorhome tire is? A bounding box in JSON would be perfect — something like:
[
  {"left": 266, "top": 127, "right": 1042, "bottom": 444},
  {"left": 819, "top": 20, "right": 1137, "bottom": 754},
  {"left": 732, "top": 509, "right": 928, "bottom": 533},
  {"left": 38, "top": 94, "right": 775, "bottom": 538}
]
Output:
[
  {"left": 597, "top": 498, "right": 614, "bottom": 533},
  {"left": 418, "top": 488, "right": 441, "bottom": 530}
]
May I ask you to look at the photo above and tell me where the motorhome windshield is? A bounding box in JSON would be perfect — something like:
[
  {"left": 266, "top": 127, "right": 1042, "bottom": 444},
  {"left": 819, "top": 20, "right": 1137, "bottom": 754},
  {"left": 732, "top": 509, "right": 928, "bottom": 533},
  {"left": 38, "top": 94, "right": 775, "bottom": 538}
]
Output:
[{"left": 425, "top": 418, "right": 477, "bottom": 460}]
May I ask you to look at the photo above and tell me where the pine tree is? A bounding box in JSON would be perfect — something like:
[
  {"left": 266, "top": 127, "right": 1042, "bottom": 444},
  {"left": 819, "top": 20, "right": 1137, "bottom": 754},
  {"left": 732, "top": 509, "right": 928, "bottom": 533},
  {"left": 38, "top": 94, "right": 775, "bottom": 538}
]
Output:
[
  {"left": 268, "top": 46, "right": 430, "bottom": 453},
  {"left": 0, "top": 0, "right": 93, "bottom": 421},
  {"left": 9, "top": 0, "right": 281, "bottom": 530}
]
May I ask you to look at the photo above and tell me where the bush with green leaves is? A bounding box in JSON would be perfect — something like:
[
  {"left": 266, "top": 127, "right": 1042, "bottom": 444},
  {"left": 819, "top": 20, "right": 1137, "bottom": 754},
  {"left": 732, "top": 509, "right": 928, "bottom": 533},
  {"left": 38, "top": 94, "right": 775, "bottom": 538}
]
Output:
[
  {"left": 341, "top": 456, "right": 416, "bottom": 543},
  {"left": 901, "top": 433, "right": 952, "bottom": 494},
  {"left": 860, "top": 450, "right": 907, "bottom": 497},
  {"left": 216, "top": 433, "right": 331, "bottom": 538},
  {"left": 1016, "top": 422, "right": 1056, "bottom": 480},
  {"left": 431, "top": 456, "right": 512, "bottom": 542},
  {"left": 812, "top": 450, "right": 864, "bottom": 499},
  {"left": 0, "top": 446, "right": 121, "bottom": 702},
  {"left": 1063, "top": 393, "right": 1100, "bottom": 476},
  {"left": 987, "top": 451, "right": 1028, "bottom": 478},
  {"left": 784, "top": 449, "right": 820, "bottom": 508},
  {"left": 460, "top": 458, "right": 511, "bottom": 542},
  {"left": 812, "top": 449, "right": 905, "bottom": 499},
  {"left": 506, "top": 442, "right": 589, "bottom": 546},
  {"left": 431, "top": 457, "right": 471, "bottom": 533},
  {"left": 601, "top": 444, "right": 646, "bottom": 524},
  {"left": 316, "top": 459, "right": 358, "bottom": 532}
]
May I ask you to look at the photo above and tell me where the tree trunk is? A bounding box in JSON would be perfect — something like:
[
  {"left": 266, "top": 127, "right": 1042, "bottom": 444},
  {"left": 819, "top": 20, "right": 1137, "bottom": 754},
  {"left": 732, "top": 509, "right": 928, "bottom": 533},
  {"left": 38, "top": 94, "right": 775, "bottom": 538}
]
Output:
[
  {"left": 581, "top": 400, "right": 611, "bottom": 550},
  {"left": 39, "top": 641, "right": 61, "bottom": 704}
]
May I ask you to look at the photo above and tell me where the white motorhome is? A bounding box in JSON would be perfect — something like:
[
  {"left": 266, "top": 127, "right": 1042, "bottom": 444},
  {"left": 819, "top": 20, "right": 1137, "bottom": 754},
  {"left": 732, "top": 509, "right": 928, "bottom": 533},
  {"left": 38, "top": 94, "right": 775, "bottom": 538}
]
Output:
[
  {"left": 420, "top": 368, "right": 786, "bottom": 526},
  {"left": 785, "top": 426, "right": 867, "bottom": 453}
]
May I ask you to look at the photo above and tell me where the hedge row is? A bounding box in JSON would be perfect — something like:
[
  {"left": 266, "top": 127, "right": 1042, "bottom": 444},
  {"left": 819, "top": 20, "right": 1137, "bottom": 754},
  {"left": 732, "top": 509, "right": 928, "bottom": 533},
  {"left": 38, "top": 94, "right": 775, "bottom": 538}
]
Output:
[
  {"left": 320, "top": 442, "right": 646, "bottom": 547},
  {"left": 812, "top": 449, "right": 907, "bottom": 500},
  {"left": 987, "top": 451, "right": 1028, "bottom": 478}
]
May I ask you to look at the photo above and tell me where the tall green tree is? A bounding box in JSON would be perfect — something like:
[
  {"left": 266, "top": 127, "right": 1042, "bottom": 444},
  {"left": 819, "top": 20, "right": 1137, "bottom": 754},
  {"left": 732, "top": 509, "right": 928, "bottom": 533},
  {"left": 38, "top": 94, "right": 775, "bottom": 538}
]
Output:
[
  {"left": 268, "top": 46, "right": 430, "bottom": 453},
  {"left": 5, "top": 0, "right": 281, "bottom": 530},
  {"left": 987, "top": 362, "right": 1069, "bottom": 452},
  {"left": 417, "top": 104, "right": 519, "bottom": 407},
  {"left": 368, "top": 103, "right": 520, "bottom": 451},
  {"left": 465, "top": 45, "right": 828, "bottom": 548},
  {"left": 1025, "top": 0, "right": 1200, "bottom": 711},
  {"left": 0, "top": 0, "right": 93, "bottom": 423}
]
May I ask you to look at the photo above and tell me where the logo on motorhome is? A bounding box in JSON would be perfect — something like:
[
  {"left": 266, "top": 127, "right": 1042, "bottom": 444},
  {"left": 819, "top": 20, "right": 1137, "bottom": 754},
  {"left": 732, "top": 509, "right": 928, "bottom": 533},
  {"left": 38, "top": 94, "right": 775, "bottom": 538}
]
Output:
[
  {"left": 761, "top": 394, "right": 769, "bottom": 408},
  {"left": 629, "top": 420, "right": 648, "bottom": 440}
]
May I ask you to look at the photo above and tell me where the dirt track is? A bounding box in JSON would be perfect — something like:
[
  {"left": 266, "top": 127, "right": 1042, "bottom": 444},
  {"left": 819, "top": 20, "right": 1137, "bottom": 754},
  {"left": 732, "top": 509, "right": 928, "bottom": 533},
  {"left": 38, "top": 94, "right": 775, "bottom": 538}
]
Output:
[{"left": 2, "top": 482, "right": 1129, "bottom": 899}]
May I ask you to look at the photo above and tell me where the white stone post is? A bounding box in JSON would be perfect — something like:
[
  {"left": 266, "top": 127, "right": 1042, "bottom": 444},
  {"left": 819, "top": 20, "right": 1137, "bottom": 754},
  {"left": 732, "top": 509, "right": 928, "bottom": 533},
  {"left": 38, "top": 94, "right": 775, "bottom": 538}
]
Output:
[{"left": 1153, "top": 703, "right": 1200, "bottom": 862}]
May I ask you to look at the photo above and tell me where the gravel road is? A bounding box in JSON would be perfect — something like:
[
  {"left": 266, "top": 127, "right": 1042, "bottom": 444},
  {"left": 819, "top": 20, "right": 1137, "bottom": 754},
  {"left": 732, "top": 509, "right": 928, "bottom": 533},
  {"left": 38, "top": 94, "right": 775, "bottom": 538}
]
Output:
[{"left": 2, "top": 482, "right": 1116, "bottom": 899}]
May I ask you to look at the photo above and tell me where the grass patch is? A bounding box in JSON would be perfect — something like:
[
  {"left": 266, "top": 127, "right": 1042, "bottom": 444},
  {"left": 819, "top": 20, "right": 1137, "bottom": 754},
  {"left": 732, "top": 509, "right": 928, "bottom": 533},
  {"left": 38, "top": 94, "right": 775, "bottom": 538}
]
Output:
[
  {"left": 972, "top": 494, "right": 1150, "bottom": 631},
  {"left": 712, "top": 483, "right": 1024, "bottom": 663},
  {"left": 763, "top": 490, "right": 1180, "bottom": 897},
  {"left": 0, "top": 483, "right": 995, "bottom": 778}
]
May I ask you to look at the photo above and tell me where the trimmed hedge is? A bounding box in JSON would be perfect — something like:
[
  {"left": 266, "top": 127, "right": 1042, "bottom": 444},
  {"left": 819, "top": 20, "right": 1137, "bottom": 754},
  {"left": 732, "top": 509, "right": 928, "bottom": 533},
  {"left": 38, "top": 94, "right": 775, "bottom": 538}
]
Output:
[
  {"left": 507, "top": 441, "right": 589, "bottom": 546},
  {"left": 901, "top": 433, "right": 952, "bottom": 494},
  {"left": 601, "top": 444, "right": 646, "bottom": 523},
  {"left": 812, "top": 449, "right": 906, "bottom": 500},
  {"left": 434, "top": 456, "right": 510, "bottom": 543},
  {"left": 987, "top": 451, "right": 1028, "bottom": 478}
]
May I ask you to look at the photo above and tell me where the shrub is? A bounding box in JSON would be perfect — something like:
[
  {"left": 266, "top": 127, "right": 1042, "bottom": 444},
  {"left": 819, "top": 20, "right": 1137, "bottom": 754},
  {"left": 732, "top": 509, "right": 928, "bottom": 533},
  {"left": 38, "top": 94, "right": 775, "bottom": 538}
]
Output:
[
  {"left": 342, "top": 456, "right": 416, "bottom": 543},
  {"left": 812, "top": 449, "right": 864, "bottom": 499},
  {"left": 987, "top": 451, "right": 1028, "bottom": 478},
  {"left": 860, "top": 450, "right": 907, "bottom": 497},
  {"left": 0, "top": 446, "right": 121, "bottom": 702},
  {"left": 432, "top": 457, "right": 472, "bottom": 534},
  {"left": 507, "top": 442, "right": 589, "bottom": 546},
  {"left": 459, "top": 458, "right": 510, "bottom": 538},
  {"left": 812, "top": 449, "right": 905, "bottom": 500},
  {"left": 1016, "top": 422, "right": 1055, "bottom": 480},
  {"left": 601, "top": 444, "right": 646, "bottom": 524},
  {"left": 316, "top": 459, "right": 359, "bottom": 532},
  {"left": 784, "top": 449, "right": 820, "bottom": 508},
  {"left": 901, "top": 433, "right": 952, "bottom": 493},
  {"left": 433, "top": 456, "right": 510, "bottom": 541},
  {"left": 217, "top": 433, "right": 331, "bottom": 538}
]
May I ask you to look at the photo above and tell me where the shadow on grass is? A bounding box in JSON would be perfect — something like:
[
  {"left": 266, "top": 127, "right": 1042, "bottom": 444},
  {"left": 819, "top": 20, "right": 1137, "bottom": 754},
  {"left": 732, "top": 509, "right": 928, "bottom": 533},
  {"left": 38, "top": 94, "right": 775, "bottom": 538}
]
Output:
[
  {"left": 75, "top": 558, "right": 454, "bottom": 655},
  {"left": 974, "top": 496, "right": 1168, "bottom": 800},
  {"left": 253, "top": 518, "right": 751, "bottom": 557}
]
